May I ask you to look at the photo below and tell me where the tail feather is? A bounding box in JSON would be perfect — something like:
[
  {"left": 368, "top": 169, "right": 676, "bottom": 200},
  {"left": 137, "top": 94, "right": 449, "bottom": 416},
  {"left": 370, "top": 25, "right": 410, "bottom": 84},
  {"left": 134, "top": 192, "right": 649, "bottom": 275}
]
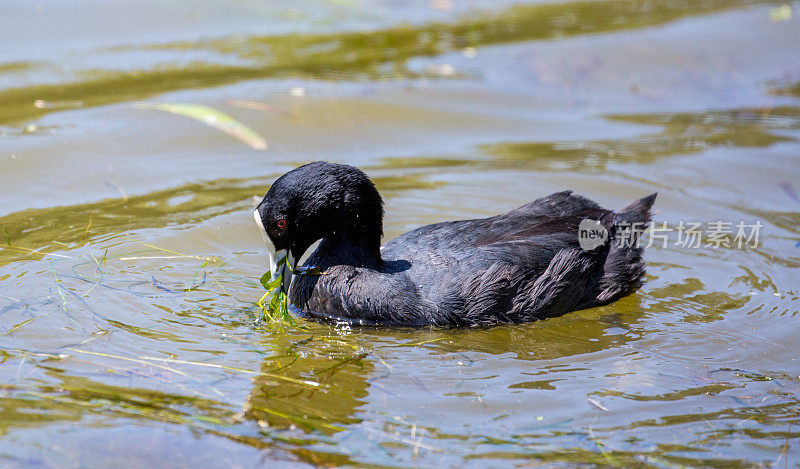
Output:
[
  {"left": 616, "top": 192, "right": 657, "bottom": 225},
  {"left": 595, "top": 193, "right": 657, "bottom": 303}
]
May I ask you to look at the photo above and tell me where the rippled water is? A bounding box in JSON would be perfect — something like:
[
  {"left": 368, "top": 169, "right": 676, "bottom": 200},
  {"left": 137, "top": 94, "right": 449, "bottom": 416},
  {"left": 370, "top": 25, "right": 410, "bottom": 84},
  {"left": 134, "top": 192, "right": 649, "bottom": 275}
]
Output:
[{"left": 1, "top": 0, "right": 799, "bottom": 466}]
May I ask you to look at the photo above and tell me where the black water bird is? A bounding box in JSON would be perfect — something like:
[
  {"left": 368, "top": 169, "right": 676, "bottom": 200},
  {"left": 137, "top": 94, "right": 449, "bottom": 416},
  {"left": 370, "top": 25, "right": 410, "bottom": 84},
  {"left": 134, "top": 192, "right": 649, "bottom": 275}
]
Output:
[{"left": 254, "top": 161, "right": 656, "bottom": 327}]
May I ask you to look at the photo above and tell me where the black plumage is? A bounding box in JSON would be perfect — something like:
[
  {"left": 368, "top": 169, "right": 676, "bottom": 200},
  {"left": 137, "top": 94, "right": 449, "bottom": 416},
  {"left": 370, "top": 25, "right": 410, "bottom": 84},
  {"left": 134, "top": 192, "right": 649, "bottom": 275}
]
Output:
[{"left": 254, "top": 161, "right": 656, "bottom": 327}]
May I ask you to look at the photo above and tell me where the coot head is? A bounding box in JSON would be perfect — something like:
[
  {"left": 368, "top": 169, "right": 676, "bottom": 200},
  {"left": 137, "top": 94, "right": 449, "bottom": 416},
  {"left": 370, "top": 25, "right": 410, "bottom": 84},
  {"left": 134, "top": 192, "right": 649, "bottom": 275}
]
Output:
[{"left": 253, "top": 161, "right": 384, "bottom": 291}]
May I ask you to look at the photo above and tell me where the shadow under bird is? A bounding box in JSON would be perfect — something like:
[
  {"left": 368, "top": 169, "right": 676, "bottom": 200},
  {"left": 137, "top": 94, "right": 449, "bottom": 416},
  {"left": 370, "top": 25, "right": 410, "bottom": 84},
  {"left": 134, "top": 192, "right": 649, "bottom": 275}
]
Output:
[{"left": 254, "top": 161, "right": 656, "bottom": 327}]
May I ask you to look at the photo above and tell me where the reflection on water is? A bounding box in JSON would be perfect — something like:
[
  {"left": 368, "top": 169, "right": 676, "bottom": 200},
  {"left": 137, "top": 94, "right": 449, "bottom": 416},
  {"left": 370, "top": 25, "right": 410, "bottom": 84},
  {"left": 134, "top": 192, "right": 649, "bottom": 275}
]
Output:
[
  {"left": 0, "top": 0, "right": 778, "bottom": 125},
  {"left": 244, "top": 332, "right": 371, "bottom": 433},
  {"left": 1, "top": 0, "right": 800, "bottom": 466},
  {"left": 485, "top": 107, "right": 800, "bottom": 172}
]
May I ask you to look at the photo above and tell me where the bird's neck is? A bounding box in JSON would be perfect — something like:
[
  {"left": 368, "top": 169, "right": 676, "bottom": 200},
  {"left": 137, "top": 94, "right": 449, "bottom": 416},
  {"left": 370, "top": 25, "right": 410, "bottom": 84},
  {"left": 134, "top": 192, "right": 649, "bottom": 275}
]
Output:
[{"left": 312, "top": 234, "right": 383, "bottom": 269}]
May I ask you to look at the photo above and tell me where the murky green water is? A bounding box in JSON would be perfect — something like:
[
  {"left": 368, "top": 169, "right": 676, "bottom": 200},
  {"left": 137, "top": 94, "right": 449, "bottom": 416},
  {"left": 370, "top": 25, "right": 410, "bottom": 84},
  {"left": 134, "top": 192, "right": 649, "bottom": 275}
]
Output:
[{"left": 1, "top": 0, "right": 799, "bottom": 466}]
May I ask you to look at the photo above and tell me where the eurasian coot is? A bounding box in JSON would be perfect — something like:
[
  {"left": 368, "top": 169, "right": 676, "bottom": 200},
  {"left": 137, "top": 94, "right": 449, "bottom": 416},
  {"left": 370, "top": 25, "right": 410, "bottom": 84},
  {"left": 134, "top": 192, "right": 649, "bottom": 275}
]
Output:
[{"left": 254, "top": 161, "right": 656, "bottom": 327}]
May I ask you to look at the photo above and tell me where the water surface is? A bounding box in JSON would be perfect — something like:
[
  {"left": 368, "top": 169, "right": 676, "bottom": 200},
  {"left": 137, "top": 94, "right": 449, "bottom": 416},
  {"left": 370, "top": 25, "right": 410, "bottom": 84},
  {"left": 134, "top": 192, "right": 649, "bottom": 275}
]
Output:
[{"left": 1, "top": 0, "right": 799, "bottom": 466}]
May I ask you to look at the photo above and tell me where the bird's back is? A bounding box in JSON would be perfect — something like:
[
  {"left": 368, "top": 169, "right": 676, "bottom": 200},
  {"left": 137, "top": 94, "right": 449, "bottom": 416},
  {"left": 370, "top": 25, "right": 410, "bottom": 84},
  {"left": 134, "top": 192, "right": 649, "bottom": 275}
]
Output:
[{"left": 293, "top": 191, "right": 656, "bottom": 326}]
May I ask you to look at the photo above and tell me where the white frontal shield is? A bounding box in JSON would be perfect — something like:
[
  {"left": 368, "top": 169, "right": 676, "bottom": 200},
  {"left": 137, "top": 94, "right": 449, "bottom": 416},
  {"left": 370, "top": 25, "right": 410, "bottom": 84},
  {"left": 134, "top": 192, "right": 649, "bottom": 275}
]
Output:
[{"left": 253, "top": 208, "right": 295, "bottom": 293}]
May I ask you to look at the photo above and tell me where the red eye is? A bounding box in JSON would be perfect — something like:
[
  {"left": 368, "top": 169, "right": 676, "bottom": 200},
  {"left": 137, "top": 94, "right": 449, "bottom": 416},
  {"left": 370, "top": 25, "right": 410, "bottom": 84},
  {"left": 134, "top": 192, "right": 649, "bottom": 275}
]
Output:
[{"left": 276, "top": 219, "right": 287, "bottom": 229}]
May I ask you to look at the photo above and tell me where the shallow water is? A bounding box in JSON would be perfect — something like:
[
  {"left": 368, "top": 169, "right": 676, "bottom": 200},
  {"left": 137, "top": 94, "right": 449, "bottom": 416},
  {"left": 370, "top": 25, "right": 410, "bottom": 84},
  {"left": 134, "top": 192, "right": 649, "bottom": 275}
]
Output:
[{"left": 1, "top": 0, "right": 799, "bottom": 466}]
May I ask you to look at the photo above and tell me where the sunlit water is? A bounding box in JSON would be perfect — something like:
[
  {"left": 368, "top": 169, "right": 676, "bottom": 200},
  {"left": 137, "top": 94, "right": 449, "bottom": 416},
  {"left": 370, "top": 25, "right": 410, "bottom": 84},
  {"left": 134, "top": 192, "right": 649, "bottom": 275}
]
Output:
[{"left": 1, "top": 0, "right": 799, "bottom": 466}]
